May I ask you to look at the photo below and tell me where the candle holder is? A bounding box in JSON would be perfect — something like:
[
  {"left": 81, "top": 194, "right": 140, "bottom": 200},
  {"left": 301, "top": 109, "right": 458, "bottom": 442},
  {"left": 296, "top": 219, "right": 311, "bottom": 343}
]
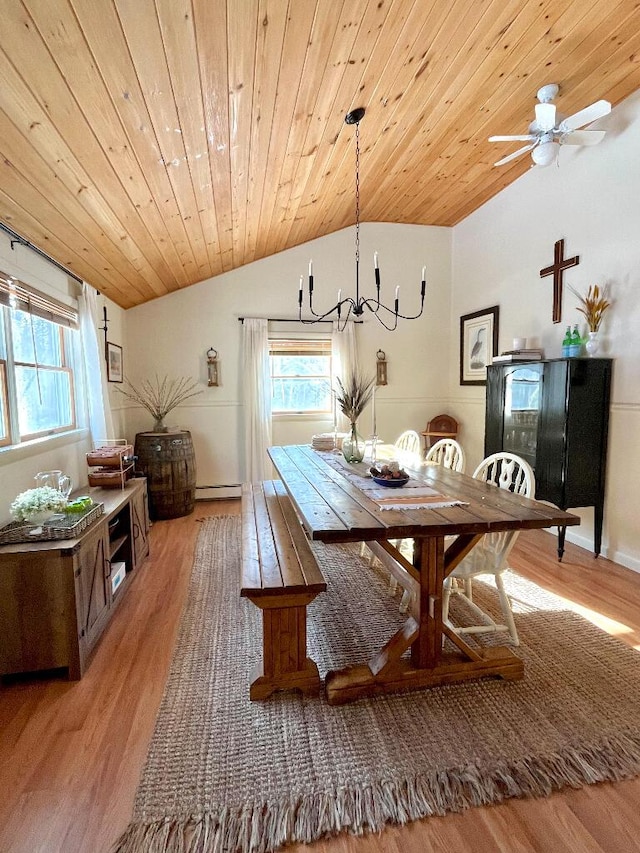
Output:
[
  {"left": 207, "top": 348, "right": 220, "bottom": 386},
  {"left": 376, "top": 350, "right": 388, "bottom": 386}
]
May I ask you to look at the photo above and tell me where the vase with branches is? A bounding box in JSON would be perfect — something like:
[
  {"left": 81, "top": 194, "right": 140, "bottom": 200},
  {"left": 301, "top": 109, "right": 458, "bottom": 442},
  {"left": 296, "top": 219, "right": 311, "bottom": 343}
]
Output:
[
  {"left": 335, "top": 371, "right": 375, "bottom": 463},
  {"left": 570, "top": 284, "right": 611, "bottom": 332},
  {"left": 115, "top": 375, "right": 202, "bottom": 432},
  {"left": 570, "top": 284, "right": 611, "bottom": 357}
]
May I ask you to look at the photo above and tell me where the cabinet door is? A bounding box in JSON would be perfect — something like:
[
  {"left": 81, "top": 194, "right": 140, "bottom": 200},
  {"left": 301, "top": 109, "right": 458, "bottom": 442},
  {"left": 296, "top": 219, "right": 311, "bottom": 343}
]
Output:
[
  {"left": 75, "top": 525, "right": 111, "bottom": 659},
  {"left": 501, "top": 364, "right": 542, "bottom": 469},
  {"left": 564, "top": 359, "right": 611, "bottom": 508},
  {"left": 484, "top": 365, "right": 505, "bottom": 457},
  {"left": 535, "top": 360, "right": 569, "bottom": 505},
  {"left": 131, "top": 481, "right": 150, "bottom": 568}
]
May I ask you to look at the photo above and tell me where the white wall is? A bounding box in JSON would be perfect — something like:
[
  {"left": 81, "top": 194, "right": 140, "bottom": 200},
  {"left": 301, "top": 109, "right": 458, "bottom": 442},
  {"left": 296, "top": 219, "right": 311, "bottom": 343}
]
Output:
[
  {"left": 122, "top": 223, "right": 451, "bottom": 496},
  {"left": 451, "top": 89, "right": 640, "bottom": 571}
]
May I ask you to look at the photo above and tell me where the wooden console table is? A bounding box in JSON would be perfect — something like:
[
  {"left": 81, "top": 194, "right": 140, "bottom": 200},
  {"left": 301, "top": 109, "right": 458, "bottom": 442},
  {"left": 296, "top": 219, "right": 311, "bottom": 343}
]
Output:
[{"left": 0, "top": 478, "right": 150, "bottom": 680}]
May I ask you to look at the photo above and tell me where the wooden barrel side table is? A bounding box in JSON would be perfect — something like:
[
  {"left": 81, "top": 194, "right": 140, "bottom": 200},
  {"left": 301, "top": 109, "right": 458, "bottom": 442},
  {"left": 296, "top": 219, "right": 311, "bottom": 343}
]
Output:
[{"left": 134, "top": 430, "right": 196, "bottom": 519}]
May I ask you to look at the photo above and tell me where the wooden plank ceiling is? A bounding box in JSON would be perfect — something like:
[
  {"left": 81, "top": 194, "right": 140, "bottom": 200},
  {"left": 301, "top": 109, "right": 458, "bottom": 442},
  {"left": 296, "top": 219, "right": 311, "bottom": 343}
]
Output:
[{"left": 1, "top": 0, "right": 640, "bottom": 308}]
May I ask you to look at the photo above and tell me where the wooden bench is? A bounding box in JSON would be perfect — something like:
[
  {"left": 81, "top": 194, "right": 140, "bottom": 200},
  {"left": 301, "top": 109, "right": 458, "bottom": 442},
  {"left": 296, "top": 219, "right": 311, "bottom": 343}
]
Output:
[{"left": 241, "top": 480, "right": 326, "bottom": 700}]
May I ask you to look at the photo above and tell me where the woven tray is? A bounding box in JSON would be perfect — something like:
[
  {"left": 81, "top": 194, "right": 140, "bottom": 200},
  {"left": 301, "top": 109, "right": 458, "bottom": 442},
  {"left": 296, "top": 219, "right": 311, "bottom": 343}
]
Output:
[{"left": 0, "top": 502, "right": 105, "bottom": 544}]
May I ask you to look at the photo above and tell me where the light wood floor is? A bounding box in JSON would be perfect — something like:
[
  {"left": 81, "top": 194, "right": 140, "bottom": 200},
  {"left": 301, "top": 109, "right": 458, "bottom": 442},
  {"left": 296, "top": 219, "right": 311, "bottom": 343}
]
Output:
[{"left": 1, "top": 500, "right": 640, "bottom": 853}]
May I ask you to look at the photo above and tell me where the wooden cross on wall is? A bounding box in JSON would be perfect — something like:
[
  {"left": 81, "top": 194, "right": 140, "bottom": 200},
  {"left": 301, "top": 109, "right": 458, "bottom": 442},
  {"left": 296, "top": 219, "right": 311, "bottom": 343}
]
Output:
[{"left": 539, "top": 239, "right": 580, "bottom": 324}]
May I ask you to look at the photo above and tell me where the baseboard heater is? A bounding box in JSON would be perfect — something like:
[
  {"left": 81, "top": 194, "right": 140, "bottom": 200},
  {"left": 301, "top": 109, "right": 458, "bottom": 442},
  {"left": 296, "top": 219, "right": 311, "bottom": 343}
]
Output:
[{"left": 196, "top": 484, "right": 242, "bottom": 500}]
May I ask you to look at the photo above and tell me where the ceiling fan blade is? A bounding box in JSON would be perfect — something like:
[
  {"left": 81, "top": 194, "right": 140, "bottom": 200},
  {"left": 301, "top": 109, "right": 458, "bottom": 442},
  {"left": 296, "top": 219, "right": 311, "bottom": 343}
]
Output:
[
  {"left": 535, "top": 102, "right": 556, "bottom": 131},
  {"left": 489, "top": 134, "right": 537, "bottom": 142},
  {"left": 494, "top": 143, "right": 536, "bottom": 166},
  {"left": 560, "top": 129, "right": 606, "bottom": 146},
  {"left": 559, "top": 100, "right": 611, "bottom": 132}
]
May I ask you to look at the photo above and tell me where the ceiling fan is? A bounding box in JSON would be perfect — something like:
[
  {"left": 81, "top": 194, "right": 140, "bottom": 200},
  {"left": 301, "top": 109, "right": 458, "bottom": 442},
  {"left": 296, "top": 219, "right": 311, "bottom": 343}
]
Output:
[{"left": 489, "top": 84, "right": 611, "bottom": 167}]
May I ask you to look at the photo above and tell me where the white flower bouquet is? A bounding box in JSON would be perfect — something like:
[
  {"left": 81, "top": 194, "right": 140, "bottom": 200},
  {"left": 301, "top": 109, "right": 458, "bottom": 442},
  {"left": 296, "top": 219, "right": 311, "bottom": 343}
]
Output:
[{"left": 10, "top": 486, "right": 68, "bottom": 522}]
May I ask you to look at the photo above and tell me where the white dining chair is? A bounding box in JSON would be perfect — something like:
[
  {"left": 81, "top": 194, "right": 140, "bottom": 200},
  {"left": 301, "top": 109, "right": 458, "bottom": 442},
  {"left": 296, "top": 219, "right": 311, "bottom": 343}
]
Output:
[
  {"left": 393, "top": 429, "right": 422, "bottom": 467},
  {"left": 424, "top": 438, "right": 466, "bottom": 473},
  {"left": 442, "top": 451, "right": 535, "bottom": 646}
]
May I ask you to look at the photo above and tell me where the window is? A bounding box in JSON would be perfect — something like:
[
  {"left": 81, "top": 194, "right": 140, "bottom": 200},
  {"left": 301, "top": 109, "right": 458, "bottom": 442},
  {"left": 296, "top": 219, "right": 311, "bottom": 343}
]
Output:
[
  {"left": 0, "top": 359, "right": 9, "bottom": 447},
  {"left": 269, "top": 338, "right": 332, "bottom": 414},
  {"left": 0, "top": 272, "right": 78, "bottom": 445}
]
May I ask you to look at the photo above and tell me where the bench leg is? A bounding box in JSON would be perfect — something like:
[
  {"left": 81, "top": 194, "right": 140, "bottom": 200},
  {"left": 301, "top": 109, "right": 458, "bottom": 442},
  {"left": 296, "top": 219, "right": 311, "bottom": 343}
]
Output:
[{"left": 250, "top": 603, "right": 321, "bottom": 700}]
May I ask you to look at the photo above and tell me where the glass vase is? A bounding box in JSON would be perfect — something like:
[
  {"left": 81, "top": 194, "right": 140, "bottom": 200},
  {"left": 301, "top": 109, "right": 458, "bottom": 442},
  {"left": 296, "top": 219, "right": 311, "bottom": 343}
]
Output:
[
  {"left": 342, "top": 423, "right": 365, "bottom": 463},
  {"left": 585, "top": 331, "right": 600, "bottom": 358},
  {"left": 152, "top": 417, "right": 168, "bottom": 433}
]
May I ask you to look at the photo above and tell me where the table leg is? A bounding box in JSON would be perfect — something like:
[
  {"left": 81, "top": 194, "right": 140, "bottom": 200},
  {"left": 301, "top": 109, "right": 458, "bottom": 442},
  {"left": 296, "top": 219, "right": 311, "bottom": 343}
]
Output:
[
  {"left": 324, "top": 534, "right": 524, "bottom": 705},
  {"left": 411, "top": 536, "right": 443, "bottom": 668}
]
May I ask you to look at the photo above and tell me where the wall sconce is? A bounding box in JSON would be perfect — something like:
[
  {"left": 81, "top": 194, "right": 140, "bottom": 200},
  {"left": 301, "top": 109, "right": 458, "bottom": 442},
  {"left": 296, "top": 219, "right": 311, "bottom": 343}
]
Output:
[
  {"left": 207, "top": 348, "right": 220, "bottom": 386},
  {"left": 376, "top": 349, "right": 388, "bottom": 386}
]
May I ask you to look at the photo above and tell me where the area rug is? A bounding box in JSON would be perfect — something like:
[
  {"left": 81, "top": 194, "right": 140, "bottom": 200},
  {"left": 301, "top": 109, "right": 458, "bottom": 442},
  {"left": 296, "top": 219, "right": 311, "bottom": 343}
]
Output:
[{"left": 112, "top": 516, "right": 640, "bottom": 853}]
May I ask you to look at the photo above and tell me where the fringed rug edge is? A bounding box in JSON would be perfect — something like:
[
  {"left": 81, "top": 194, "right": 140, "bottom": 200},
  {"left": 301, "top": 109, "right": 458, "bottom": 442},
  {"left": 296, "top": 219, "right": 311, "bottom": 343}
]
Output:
[{"left": 111, "top": 730, "right": 640, "bottom": 853}]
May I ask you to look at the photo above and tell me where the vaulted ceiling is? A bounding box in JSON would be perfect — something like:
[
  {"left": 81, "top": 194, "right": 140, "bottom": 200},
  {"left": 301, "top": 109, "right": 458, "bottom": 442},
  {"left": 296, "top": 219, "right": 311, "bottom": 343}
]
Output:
[{"left": 1, "top": 1, "right": 640, "bottom": 309}]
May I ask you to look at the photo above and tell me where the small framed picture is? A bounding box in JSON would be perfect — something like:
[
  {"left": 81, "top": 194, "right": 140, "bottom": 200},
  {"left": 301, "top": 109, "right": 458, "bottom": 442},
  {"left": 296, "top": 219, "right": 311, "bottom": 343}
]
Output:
[
  {"left": 459, "top": 306, "right": 499, "bottom": 386},
  {"left": 106, "top": 341, "right": 123, "bottom": 383}
]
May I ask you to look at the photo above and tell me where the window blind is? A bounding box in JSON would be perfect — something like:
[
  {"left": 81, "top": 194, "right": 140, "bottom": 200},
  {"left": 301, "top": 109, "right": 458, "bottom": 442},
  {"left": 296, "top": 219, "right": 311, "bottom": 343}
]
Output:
[
  {"left": 0, "top": 272, "right": 79, "bottom": 329},
  {"left": 269, "top": 339, "right": 331, "bottom": 357}
]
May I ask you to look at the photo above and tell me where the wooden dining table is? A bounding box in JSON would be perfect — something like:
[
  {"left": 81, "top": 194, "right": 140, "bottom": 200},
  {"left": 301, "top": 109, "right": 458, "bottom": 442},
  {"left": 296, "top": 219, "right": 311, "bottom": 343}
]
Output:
[{"left": 268, "top": 444, "right": 580, "bottom": 705}]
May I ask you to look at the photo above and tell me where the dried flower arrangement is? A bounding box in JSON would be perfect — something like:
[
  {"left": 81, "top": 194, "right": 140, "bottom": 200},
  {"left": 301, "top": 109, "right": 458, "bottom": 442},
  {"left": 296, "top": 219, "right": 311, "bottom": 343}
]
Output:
[
  {"left": 335, "top": 372, "right": 375, "bottom": 425},
  {"left": 115, "top": 375, "right": 202, "bottom": 431},
  {"left": 570, "top": 284, "right": 611, "bottom": 332}
]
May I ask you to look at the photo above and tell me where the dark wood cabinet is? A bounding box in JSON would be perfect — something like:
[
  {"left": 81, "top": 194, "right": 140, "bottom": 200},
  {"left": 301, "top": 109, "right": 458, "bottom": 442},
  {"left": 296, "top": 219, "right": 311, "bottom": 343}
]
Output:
[
  {"left": 485, "top": 358, "right": 612, "bottom": 559},
  {"left": 0, "top": 478, "right": 150, "bottom": 680}
]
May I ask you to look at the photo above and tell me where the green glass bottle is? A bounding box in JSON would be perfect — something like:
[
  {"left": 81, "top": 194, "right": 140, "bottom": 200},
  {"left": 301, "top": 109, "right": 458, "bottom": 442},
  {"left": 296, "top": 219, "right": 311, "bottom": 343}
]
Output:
[
  {"left": 562, "top": 325, "right": 572, "bottom": 358},
  {"left": 569, "top": 324, "right": 581, "bottom": 357}
]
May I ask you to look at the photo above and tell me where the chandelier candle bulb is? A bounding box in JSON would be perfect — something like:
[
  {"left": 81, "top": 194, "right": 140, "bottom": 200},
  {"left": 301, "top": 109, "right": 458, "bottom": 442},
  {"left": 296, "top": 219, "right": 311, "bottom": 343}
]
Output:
[
  {"left": 422, "top": 266, "right": 426, "bottom": 282},
  {"left": 298, "top": 276, "right": 303, "bottom": 306}
]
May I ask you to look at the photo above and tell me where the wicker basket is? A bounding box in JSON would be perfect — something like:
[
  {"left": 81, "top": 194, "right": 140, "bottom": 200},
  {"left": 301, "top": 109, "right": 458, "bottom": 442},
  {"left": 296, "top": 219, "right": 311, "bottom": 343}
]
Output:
[
  {"left": 87, "top": 464, "right": 134, "bottom": 488},
  {"left": 86, "top": 444, "right": 134, "bottom": 467},
  {"left": 0, "top": 502, "right": 105, "bottom": 544}
]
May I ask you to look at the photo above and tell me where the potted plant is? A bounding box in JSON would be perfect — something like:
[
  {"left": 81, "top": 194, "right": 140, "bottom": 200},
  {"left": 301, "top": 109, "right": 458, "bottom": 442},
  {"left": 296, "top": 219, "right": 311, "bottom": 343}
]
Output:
[
  {"left": 114, "top": 375, "right": 202, "bottom": 432},
  {"left": 570, "top": 284, "right": 611, "bottom": 357},
  {"left": 10, "top": 486, "right": 68, "bottom": 528}
]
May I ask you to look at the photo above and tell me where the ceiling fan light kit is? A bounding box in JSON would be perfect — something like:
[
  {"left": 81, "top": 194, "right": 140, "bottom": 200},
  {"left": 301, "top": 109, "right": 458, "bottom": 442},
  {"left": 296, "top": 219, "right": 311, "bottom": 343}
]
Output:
[
  {"left": 489, "top": 84, "right": 611, "bottom": 168},
  {"left": 531, "top": 139, "right": 560, "bottom": 167}
]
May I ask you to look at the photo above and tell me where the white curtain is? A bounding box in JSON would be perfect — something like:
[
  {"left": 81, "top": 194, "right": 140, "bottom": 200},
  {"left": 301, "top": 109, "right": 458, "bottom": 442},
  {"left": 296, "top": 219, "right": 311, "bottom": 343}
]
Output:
[
  {"left": 242, "top": 318, "right": 272, "bottom": 481},
  {"left": 78, "top": 283, "right": 114, "bottom": 445},
  {"left": 331, "top": 320, "right": 358, "bottom": 431}
]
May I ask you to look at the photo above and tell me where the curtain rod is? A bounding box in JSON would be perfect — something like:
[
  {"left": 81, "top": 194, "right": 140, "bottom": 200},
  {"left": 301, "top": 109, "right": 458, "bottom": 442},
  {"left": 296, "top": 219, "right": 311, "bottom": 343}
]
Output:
[
  {"left": 238, "top": 316, "right": 333, "bottom": 324},
  {"left": 0, "top": 221, "right": 83, "bottom": 284}
]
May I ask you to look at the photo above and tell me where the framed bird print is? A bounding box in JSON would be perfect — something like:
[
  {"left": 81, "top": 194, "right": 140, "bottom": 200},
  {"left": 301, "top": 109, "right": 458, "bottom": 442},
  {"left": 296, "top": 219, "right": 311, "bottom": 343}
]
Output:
[{"left": 460, "top": 306, "right": 499, "bottom": 386}]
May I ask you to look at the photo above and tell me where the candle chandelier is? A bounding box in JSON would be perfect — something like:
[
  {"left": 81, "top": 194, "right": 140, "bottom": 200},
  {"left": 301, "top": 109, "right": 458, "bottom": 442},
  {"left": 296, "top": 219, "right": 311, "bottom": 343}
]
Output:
[{"left": 298, "top": 107, "right": 427, "bottom": 332}]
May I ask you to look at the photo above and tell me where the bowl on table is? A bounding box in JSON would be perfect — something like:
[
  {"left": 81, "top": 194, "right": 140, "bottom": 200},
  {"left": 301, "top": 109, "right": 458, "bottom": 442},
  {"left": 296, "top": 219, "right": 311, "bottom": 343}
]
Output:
[{"left": 372, "top": 475, "right": 410, "bottom": 488}]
